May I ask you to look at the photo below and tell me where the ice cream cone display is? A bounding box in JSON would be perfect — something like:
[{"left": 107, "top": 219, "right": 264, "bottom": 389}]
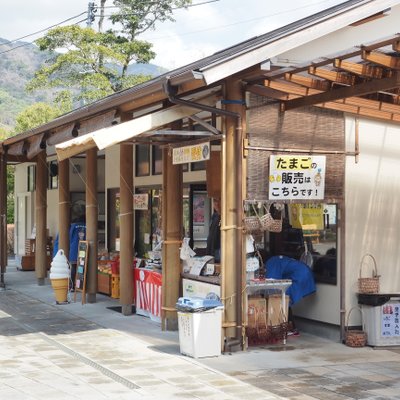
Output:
[
  {"left": 49, "top": 249, "right": 70, "bottom": 304},
  {"left": 51, "top": 278, "right": 69, "bottom": 303}
]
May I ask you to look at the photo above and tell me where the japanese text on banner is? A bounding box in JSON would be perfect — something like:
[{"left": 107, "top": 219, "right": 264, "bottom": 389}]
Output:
[
  {"left": 269, "top": 155, "right": 326, "bottom": 200},
  {"left": 172, "top": 142, "right": 210, "bottom": 165},
  {"left": 381, "top": 303, "right": 400, "bottom": 337}
]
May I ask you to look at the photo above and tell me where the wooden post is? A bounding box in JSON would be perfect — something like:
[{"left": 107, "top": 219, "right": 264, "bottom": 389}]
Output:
[
  {"left": 86, "top": 148, "right": 98, "bottom": 303},
  {"left": 119, "top": 142, "right": 134, "bottom": 315},
  {"left": 35, "top": 150, "right": 48, "bottom": 285},
  {"left": 58, "top": 159, "right": 70, "bottom": 257},
  {"left": 161, "top": 121, "right": 183, "bottom": 331},
  {"left": 221, "top": 78, "right": 246, "bottom": 343},
  {"left": 0, "top": 151, "right": 7, "bottom": 287}
]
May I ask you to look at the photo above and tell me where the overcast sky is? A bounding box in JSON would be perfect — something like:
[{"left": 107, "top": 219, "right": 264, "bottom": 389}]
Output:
[{"left": 0, "top": 0, "right": 346, "bottom": 70}]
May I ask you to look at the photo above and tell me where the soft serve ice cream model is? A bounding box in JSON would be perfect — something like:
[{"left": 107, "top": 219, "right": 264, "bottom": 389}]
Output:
[{"left": 50, "top": 249, "right": 71, "bottom": 303}]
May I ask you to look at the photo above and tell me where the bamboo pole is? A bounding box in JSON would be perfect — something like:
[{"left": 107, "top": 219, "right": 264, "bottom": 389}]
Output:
[
  {"left": 0, "top": 151, "right": 7, "bottom": 287},
  {"left": 86, "top": 148, "right": 98, "bottom": 303},
  {"left": 221, "top": 78, "right": 245, "bottom": 343},
  {"left": 35, "top": 150, "right": 48, "bottom": 285},
  {"left": 161, "top": 120, "right": 183, "bottom": 331},
  {"left": 58, "top": 159, "right": 70, "bottom": 257},
  {"left": 119, "top": 141, "right": 134, "bottom": 315}
]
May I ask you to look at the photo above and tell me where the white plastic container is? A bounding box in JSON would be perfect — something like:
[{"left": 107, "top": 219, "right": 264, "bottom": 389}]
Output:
[
  {"left": 178, "top": 307, "right": 223, "bottom": 358},
  {"left": 362, "top": 301, "right": 400, "bottom": 346}
]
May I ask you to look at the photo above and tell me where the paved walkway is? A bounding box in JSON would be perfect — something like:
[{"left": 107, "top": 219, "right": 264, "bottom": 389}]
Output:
[{"left": 2, "top": 260, "right": 400, "bottom": 399}]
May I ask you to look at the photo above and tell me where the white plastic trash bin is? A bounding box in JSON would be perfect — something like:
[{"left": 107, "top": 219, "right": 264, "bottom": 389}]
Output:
[
  {"left": 178, "top": 308, "right": 223, "bottom": 358},
  {"left": 362, "top": 301, "right": 400, "bottom": 346},
  {"left": 176, "top": 296, "right": 223, "bottom": 358}
]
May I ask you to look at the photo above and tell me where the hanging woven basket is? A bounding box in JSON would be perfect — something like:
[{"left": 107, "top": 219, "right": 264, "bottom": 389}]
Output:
[{"left": 358, "top": 253, "right": 380, "bottom": 294}]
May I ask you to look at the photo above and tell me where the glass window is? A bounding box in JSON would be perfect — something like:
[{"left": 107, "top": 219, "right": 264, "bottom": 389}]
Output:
[
  {"left": 190, "top": 161, "right": 206, "bottom": 171},
  {"left": 266, "top": 203, "right": 338, "bottom": 285},
  {"left": 152, "top": 145, "right": 162, "bottom": 175},
  {"left": 135, "top": 144, "right": 150, "bottom": 177},
  {"left": 27, "top": 165, "right": 35, "bottom": 192},
  {"left": 48, "top": 161, "right": 58, "bottom": 189}
]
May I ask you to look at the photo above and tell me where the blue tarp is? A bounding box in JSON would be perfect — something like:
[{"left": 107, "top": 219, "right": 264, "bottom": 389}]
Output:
[
  {"left": 266, "top": 255, "right": 316, "bottom": 306},
  {"left": 53, "top": 223, "right": 86, "bottom": 262}
]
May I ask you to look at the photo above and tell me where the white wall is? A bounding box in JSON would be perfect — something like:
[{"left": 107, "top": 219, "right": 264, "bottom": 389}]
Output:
[{"left": 344, "top": 116, "right": 400, "bottom": 322}]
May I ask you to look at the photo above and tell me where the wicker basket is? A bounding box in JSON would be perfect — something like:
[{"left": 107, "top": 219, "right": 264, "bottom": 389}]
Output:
[
  {"left": 345, "top": 307, "right": 367, "bottom": 347},
  {"left": 259, "top": 204, "right": 283, "bottom": 233},
  {"left": 358, "top": 253, "right": 380, "bottom": 294},
  {"left": 243, "top": 203, "right": 262, "bottom": 233}
]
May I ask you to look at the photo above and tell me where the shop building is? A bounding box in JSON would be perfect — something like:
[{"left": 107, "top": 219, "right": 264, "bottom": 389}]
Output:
[{"left": 2, "top": 0, "right": 400, "bottom": 349}]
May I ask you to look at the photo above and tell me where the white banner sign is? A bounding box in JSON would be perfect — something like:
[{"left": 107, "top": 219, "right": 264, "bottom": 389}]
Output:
[
  {"left": 381, "top": 303, "right": 400, "bottom": 337},
  {"left": 172, "top": 142, "right": 210, "bottom": 165},
  {"left": 269, "top": 155, "right": 326, "bottom": 200}
]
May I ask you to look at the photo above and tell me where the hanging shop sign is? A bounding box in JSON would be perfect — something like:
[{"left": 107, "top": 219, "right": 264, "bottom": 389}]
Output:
[
  {"left": 269, "top": 155, "right": 326, "bottom": 200},
  {"left": 172, "top": 142, "right": 210, "bottom": 165},
  {"left": 134, "top": 193, "right": 149, "bottom": 210}
]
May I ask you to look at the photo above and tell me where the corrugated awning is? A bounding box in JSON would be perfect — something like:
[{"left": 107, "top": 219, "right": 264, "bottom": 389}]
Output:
[{"left": 55, "top": 93, "right": 220, "bottom": 161}]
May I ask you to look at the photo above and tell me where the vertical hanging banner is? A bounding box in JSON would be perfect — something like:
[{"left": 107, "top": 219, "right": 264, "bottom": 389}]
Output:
[{"left": 269, "top": 155, "right": 326, "bottom": 200}]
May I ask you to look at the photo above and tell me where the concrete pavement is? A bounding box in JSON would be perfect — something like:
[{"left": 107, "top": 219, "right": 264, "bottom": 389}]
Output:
[{"left": 2, "top": 259, "right": 400, "bottom": 399}]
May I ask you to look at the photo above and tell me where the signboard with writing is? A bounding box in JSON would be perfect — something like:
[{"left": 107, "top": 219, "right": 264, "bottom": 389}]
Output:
[
  {"left": 269, "top": 155, "right": 326, "bottom": 200},
  {"left": 134, "top": 193, "right": 149, "bottom": 210},
  {"left": 74, "top": 240, "right": 89, "bottom": 305},
  {"left": 381, "top": 303, "right": 400, "bottom": 337},
  {"left": 172, "top": 142, "right": 210, "bottom": 165}
]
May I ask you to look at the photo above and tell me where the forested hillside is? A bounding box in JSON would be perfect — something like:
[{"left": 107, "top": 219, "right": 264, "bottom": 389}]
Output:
[{"left": 0, "top": 37, "right": 166, "bottom": 130}]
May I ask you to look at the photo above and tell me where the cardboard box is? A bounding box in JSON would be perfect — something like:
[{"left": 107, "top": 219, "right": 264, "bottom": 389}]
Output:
[
  {"left": 247, "top": 296, "right": 267, "bottom": 328},
  {"left": 267, "top": 295, "right": 289, "bottom": 326}
]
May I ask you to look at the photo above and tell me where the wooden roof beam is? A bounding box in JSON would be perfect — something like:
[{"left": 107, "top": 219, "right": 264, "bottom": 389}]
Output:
[
  {"left": 284, "top": 73, "right": 331, "bottom": 91},
  {"left": 246, "top": 84, "right": 296, "bottom": 101},
  {"left": 316, "top": 102, "right": 400, "bottom": 123},
  {"left": 262, "top": 79, "right": 400, "bottom": 114},
  {"left": 247, "top": 82, "right": 400, "bottom": 122},
  {"left": 362, "top": 50, "right": 400, "bottom": 69},
  {"left": 309, "top": 66, "right": 356, "bottom": 85},
  {"left": 282, "top": 72, "right": 400, "bottom": 111},
  {"left": 264, "top": 80, "right": 320, "bottom": 97},
  {"left": 334, "top": 59, "right": 385, "bottom": 79}
]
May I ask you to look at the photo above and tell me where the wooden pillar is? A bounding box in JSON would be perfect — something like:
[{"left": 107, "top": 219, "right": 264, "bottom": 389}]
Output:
[
  {"left": 58, "top": 159, "right": 70, "bottom": 257},
  {"left": 221, "top": 78, "right": 246, "bottom": 342},
  {"left": 86, "top": 148, "right": 98, "bottom": 303},
  {"left": 161, "top": 121, "right": 183, "bottom": 331},
  {"left": 35, "top": 150, "right": 47, "bottom": 285},
  {"left": 0, "top": 151, "right": 7, "bottom": 287},
  {"left": 119, "top": 142, "right": 134, "bottom": 315}
]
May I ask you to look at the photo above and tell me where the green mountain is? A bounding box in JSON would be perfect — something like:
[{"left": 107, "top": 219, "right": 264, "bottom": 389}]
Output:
[{"left": 0, "top": 38, "right": 167, "bottom": 131}]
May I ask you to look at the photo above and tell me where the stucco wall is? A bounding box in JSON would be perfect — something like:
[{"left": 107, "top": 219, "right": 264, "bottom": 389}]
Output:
[{"left": 344, "top": 116, "right": 400, "bottom": 322}]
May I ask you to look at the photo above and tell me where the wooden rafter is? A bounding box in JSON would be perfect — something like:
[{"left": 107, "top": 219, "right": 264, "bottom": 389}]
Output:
[
  {"left": 284, "top": 73, "right": 330, "bottom": 91},
  {"left": 248, "top": 83, "right": 400, "bottom": 123},
  {"left": 282, "top": 72, "right": 400, "bottom": 111},
  {"left": 280, "top": 74, "right": 400, "bottom": 114},
  {"left": 362, "top": 50, "right": 400, "bottom": 69},
  {"left": 334, "top": 59, "right": 385, "bottom": 79},
  {"left": 309, "top": 66, "right": 356, "bottom": 85}
]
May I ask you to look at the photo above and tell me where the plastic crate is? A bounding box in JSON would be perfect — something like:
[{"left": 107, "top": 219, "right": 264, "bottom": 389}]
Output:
[{"left": 362, "top": 300, "right": 400, "bottom": 346}]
